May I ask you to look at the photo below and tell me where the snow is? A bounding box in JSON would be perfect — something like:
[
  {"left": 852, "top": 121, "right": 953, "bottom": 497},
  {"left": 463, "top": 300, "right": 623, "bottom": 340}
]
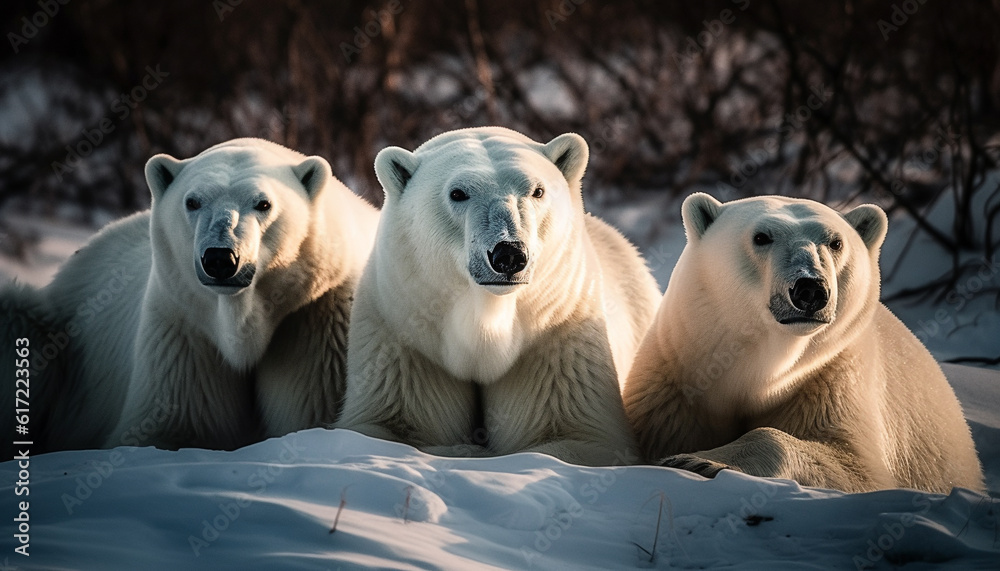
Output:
[
  {"left": 3, "top": 390, "right": 999, "bottom": 570},
  {"left": 1, "top": 190, "right": 999, "bottom": 569},
  {"left": 876, "top": 178, "right": 1000, "bottom": 366},
  {"left": 949, "top": 364, "right": 1000, "bottom": 495}
]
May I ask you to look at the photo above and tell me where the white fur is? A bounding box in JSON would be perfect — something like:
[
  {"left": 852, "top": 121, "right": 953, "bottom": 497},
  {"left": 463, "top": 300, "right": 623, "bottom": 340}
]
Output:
[
  {"left": 441, "top": 288, "right": 523, "bottom": 381},
  {"left": 33, "top": 138, "right": 378, "bottom": 450},
  {"left": 624, "top": 193, "right": 985, "bottom": 493},
  {"left": 337, "top": 127, "right": 661, "bottom": 466}
]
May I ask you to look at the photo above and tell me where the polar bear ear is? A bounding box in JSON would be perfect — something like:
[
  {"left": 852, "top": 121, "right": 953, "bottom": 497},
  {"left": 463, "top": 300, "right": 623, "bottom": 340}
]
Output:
[
  {"left": 542, "top": 133, "right": 589, "bottom": 187},
  {"left": 843, "top": 204, "right": 888, "bottom": 251},
  {"left": 292, "top": 156, "right": 332, "bottom": 200},
  {"left": 374, "top": 146, "right": 420, "bottom": 200},
  {"left": 145, "top": 154, "right": 187, "bottom": 201},
  {"left": 681, "top": 193, "right": 723, "bottom": 241}
]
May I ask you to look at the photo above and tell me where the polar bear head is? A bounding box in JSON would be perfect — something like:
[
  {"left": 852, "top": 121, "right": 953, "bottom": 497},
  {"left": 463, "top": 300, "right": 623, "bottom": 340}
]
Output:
[
  {"left": 372, "top": 127, "right": 588, "bottom": 296},
  {"left": 144, "top": 138, "right": 332, "bottom": 296},
  {"left": 677, "top": 193, "right": 888, "bottom": 344}
]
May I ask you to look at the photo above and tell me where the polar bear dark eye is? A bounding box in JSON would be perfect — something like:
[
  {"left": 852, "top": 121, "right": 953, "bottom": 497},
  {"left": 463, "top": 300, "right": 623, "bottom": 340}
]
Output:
[
  {"left": 830, "top": 238, "right": 843, "bottom": 251},
  {"left": 531, "top": 185, "right": 545, "bottom": 198},
  {"left": 450, "top": 189, "right": 470, "bottom": 202},
  {"left": 254, "top": 200, "right": 272, "bottom": 212},
  {"left": 753, "top": 233, "right": 773, "bottom": 246},
  {"left": 185, "top": 198, "right": 201, "bottom": 211}
]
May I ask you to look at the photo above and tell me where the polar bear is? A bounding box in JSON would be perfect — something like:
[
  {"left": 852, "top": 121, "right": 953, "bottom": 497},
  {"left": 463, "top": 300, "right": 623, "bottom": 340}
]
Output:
[
  {"left": 24, "top": 138, "right": 378, "bottom": 451},
  {"left": 623, "top": 193, "right": 984, "bottom": 493},
  {"left": 336, "top": 127, "right": 660, "bottom": 466}
]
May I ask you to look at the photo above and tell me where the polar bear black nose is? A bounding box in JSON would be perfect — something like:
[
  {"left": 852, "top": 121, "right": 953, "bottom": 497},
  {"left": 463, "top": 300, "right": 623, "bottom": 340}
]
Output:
[
  {"left": 789, "top": 278, "right": 828, "bottom": 313},
  {"left": 488, "top": 241, "right": 528, "bottom": 275},
  {"left": 202, "top": 248, "right": 239, "bottom": 280}
]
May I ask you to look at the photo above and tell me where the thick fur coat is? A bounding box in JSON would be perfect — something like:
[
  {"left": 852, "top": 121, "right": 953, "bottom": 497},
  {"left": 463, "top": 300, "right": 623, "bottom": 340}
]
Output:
[
  {"left": 337, "top": 127, "right": 661, "bottom": 466},
  {"left": 2, "top": 139, "right": 378, "bottom": 451},
  {"left": 624, "top": 193, "right": 984, "bottom": 493}
]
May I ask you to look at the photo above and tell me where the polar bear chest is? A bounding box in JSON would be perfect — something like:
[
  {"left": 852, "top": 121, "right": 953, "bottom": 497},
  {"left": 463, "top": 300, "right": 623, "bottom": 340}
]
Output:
[
  {"left": 437, "top": 290, "right": 525, "bottom": 383},
  {"left": 155, "top": 280, "right": 279, "bottom": 371}
]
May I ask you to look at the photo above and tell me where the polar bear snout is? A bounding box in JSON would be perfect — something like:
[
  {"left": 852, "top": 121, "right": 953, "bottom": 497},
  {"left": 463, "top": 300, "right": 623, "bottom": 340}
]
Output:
[
  {"left": 488, "top": 241, "right": 528, "bottom": 276},
  {"left": 196, "top": 247, "right": 256, "bottom": 290},
  {"left": 471, "top": 239, "right": 531, "bottom": 293},
  {"left": 789, "top": 277, "right": 828, "bottom": 313},
  {"left": 201, "top": 247, "right": 239, "bottom": 280},
  {"left": 762, "top": 238, "right": 838, "bottom": 332},
  {"left": 769, "top": 276, "right": 834, "bottom": 332}
]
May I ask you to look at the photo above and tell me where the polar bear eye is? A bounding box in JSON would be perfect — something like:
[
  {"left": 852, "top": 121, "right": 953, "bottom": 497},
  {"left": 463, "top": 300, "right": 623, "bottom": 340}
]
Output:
[
  {"left": 185, "top": 198, "right": 201, "bottom": 211},
  {"left": 753, "top": 233, "right": 773, "bottom": 246},
  {"left": 531, "top": 185, "right": 545, "bottom": 198},
  {"left": 829, "top": 238, "right": 843, "bottom": 251},
  {"left": 449, "top": 189, "right": 470, "bottom": 202},
  {"left": 254, "top": 200, "right": 272, "bottom": 212}
]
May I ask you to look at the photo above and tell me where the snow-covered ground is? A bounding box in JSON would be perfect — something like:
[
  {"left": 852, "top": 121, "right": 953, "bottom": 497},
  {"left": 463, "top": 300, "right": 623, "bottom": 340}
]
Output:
[
  {"left": 1, "top": 189, "right": 999, "bottom": 569},
  {"left": 1, "top": 368, "right": 999, "bottom": 571}
]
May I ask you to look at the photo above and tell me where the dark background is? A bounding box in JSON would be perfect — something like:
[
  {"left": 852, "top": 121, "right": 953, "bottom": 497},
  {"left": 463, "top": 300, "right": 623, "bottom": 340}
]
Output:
[{"left": 1, "top": 0, "right": 999, "bottom": 308}]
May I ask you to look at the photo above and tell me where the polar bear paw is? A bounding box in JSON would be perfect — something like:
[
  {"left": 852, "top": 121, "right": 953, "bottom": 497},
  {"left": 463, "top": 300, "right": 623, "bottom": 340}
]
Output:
[{"left": 658, "top": 454, "right": 737, "bottom": 479}]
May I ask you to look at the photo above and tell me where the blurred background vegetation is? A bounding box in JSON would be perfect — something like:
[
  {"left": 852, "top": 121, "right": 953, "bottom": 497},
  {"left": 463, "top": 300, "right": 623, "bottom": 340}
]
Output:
[{"left": 1, "top": 0, "right": 999, "bottom": 304}]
